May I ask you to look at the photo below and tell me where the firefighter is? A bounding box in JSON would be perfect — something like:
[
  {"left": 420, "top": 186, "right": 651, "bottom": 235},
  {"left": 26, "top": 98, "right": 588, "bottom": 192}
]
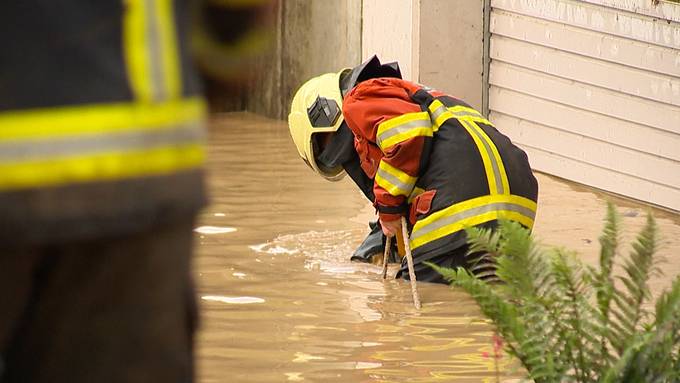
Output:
[
  {"left": 0, "top": 1, "right": 273, "bottom": 382},
  {"left": 288, "top": 56, "right": 539, "bottom": 284}
]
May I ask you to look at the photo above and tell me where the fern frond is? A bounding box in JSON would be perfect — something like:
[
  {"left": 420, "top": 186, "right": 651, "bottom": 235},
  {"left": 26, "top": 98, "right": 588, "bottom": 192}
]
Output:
[
  {"left": 609, "top": 212, "right": 659, "bottom": 354},
  {"left": 599, "top": 202, "right": 620, "bottom": 285},
  {"left": 465, "top": 224, "right": 503, "bottom": 257},
  {"left": 549, "top": 248, "right": 599, "bottom": 381},
  {"left": 590, "top": 202, "right": 620, "bottom": 363}
]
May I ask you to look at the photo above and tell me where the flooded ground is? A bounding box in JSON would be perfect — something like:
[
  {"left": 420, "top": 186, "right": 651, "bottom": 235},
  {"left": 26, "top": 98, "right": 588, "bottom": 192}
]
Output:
[{"left": 194, "top": 112, "right": 680, "bottom": 382}]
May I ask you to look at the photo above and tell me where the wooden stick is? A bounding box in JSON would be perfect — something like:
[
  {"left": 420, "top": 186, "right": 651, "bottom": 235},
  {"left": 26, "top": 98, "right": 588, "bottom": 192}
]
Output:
[
  {"left": 401, "top": 216, "right": 421, "bottom": 309},
  {"left": 395, "top": 224, "right": 406, "bottom": 259},
  {"left": 381, "top": 235, "right": 391, "bottom": 279}
]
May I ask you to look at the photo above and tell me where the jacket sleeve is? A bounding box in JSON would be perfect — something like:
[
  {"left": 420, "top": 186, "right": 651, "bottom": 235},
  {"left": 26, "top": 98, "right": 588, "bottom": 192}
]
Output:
[{"left": 342, "top": 78, "right": 432, "bottom": 222}]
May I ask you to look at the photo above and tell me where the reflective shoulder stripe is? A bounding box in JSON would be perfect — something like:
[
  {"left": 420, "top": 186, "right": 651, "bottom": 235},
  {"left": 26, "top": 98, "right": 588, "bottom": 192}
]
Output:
[
  {"left": 410, "top": 194, "right": 537, "bottom": 249},
  {"left": 0, "top": 144, "right": 205, "bottom": 191},
  {"left": 434, "top": 103, "right": 508, "bottom": 194},
  {"left": 428, "top": 99, "right": 455, "bottom": 131},
  {"left": 449, "top": 105, "right": 493, "bottom": 126},
  {"left": 375, "top": 160, "right": 417, "bottom": 197},
  {"left": 376, "top": 112, "right": 431, "bottom": 150},
  {"left": 458, "top": 119, "right": 510, "bottom": 195},
  {"left": 422, "top": 98, "right": 510, "bottom": 195},
  {"left": 124, "top": 0, "right": 182, "bottom": 102}
]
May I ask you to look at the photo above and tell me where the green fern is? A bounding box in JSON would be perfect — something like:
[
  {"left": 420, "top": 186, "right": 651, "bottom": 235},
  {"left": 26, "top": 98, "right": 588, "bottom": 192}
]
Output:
[{"left": 434, "top": 202, "right": 679, "bottom": 382}]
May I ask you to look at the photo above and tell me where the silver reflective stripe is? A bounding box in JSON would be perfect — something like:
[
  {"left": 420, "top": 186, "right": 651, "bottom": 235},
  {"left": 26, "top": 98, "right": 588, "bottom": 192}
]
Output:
[
  {"left": 377, "top": 119, "right": 431, "bottom": 148},
  {"left": 375, "top": 166, "right": 415, "bottom": 195},
  {"left": 429, "top": 103, "right": 449, "bottom": 123},
  {"left": 412, "top": 202, "right": 536, "bottom": 242},
  {"left": 0, "top": 122, "right": 205, "bottom": 162},
  {"left": 452, "top": 110, "right": 484, "bottom": 120},
  {"left": 460, "top": 119, "right": 504, "bottom": 195},
  {"left": 145, "top": 0, "right": 165, "bottom": 101}
]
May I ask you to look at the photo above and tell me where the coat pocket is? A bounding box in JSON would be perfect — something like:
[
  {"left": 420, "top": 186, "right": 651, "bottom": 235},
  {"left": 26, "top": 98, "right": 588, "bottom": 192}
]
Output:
[{"left": 409, "top": 189, "right": 436, "bottom": 225}]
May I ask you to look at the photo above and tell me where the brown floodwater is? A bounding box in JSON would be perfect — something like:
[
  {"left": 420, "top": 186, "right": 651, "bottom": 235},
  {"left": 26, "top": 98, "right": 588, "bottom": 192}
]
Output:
[{"left": 194, "top": 112, "right": 680, "bottom": 382}]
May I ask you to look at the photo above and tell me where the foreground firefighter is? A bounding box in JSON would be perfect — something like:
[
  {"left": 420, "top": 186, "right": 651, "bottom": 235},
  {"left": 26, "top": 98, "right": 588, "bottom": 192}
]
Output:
[
  {"left": 0, "top": 1, "right": 274, "bottom": 382},
  {"left": 288, "top": 56, "right": 539, "bottom": 284}
]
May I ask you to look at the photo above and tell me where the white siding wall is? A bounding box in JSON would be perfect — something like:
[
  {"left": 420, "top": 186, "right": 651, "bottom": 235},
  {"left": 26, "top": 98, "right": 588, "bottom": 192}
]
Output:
[{"left": 488, "top": 0, "right": 680, "bottom": 211}]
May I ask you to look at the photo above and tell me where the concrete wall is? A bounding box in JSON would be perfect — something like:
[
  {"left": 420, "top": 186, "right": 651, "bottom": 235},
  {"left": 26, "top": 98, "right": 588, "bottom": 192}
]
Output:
[
  {"left": 244, "top": 0, "right": 362, "bottom": 120},
  {"left": 361, "top": 0, "right": 485, "bottom": 110},
  {"left": 488, "top": 0, "right": 680, "bottom": 211},
  {"left": 419, "top": 0, "right": 485, "bottom": 110},
  {"left": 240, "top": 0, "right": 485, "bottom": 118},
  {"left": 362, "top": 0, "right": 420, "bottom": 81}
]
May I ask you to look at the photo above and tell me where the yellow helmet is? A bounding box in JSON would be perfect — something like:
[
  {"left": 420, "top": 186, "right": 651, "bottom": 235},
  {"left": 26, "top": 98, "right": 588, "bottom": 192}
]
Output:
[{"left": 288, "top": 69, "right": 349, "bottom": 181}]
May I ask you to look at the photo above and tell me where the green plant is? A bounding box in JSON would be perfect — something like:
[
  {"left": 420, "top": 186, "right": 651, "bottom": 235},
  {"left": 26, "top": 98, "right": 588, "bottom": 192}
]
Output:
[{"left": 430, "top": 203, "right": 680, "bottom": 382}]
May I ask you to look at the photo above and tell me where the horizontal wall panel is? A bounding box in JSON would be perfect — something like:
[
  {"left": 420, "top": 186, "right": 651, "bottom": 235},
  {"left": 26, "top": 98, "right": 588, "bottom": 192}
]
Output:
[
  {"left": 491, "top": 35, "right": 680, "bottom": 106},
  {"left": 492, "top": 0, "right": 680, "bottom": 49},
  {"left": 580, "top": 0, "right": 680, "bottom": 23},
  {"left": 491, "top": 9, "right": 680, "bottom": 77},
  {"left": 491, "top": 111, "right": 680, "bottom": 188},
  {"left": 489, "top": 61, "right": 680, "bottom": 134},
  {"left": 518, "top": 145, "right": 680, "bottom": 212},
  {"left": 489, "top": 86, "right": 680, "bottom": 162}
]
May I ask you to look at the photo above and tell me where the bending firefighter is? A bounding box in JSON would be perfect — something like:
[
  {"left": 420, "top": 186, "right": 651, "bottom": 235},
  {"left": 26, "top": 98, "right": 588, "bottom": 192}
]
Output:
[{"left": 287, "top": 56, "right": 539, "bottom": 284}]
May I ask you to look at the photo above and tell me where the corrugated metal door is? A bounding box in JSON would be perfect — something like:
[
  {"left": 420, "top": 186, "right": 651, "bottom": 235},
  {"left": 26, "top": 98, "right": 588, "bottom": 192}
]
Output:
[{"left": 487, "top": 0, "right": 680, "bottom": 211}]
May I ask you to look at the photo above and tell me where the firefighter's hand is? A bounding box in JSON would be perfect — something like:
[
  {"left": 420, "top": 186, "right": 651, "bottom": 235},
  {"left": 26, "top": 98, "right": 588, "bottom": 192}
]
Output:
[{"left": 380, "top": 217, "right": 402, "bottom": 238}]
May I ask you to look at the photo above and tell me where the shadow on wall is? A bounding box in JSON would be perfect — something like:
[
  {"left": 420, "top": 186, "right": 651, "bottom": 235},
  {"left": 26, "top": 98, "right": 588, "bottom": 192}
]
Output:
[{"left": 204, "top": 0, "right": 363, "bottom": 120}]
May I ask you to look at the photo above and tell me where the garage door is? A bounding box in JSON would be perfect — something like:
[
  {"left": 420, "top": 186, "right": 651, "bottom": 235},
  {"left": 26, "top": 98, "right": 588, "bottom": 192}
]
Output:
[{"left": 487, "top": 0, "right": 680, "bottom": 211}]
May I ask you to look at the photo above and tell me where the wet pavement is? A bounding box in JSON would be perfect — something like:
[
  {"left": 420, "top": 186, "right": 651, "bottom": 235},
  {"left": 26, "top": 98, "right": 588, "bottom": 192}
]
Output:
[{"left": 194, "top": 112, "right": 680, "bottom": 382}]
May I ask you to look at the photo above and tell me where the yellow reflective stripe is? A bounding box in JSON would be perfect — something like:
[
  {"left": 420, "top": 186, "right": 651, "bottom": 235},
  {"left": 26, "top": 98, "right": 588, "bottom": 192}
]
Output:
[
  {"left": 428, "top": 99, "right": 455, "bottom": 131},
  {"left": 157, "top": 0, "right": 181, "bottom": 99},
  {"left": 410, "top": 194, "right": 537, "bottom": 249},
  {"left": 427, "top": 101, "right": 508, "bottom": 194},
  {"left": 0, "top": 144, "right": 204, "bottom": 191},
  {"left": 124, "top": 0, "right": 152, "bottom": 101},
  {"left": 457, "top": 119, "right": 500, "bottom": 195},
  {"left": 0, "top": 98, "right": 205, "bottom": 141},
  {"left": 460, "top": 119, "right": 509, "bottom": 195},
  {"left": 376, "top": 112, "right": 431, "bottom": 150},
  {"left": 124, "top": 0, "right": 182, "bottom": 101},
  {"left": 450, "top": 105, "right": 493, "bottom": 126},
  {"left": 375, "top": 160, "right": 417, "bottom": 197}
]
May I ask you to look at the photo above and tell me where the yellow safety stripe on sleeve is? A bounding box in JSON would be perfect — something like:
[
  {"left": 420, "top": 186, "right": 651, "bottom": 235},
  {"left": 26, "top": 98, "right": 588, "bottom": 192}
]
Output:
[
  {"left": 427, "top": 99, "right": 455, "bottom": 131},
  {"left": 374, "top": 160, "right": 417, "bottom": 197},
  {"left": 124, "top": 0, "right": 182, "bottom": 102},
  {"left": 0, "top": 144, "right": 204, "bottom": 191},
  {"left": 410, "top": 194, "right": 537, "bottom": 249},
  {"left": 0, "top": 98, "right": 205, "bottom": 140},
  {"left": 376, "top": 112, "right": 432, "bottom": 150}
]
